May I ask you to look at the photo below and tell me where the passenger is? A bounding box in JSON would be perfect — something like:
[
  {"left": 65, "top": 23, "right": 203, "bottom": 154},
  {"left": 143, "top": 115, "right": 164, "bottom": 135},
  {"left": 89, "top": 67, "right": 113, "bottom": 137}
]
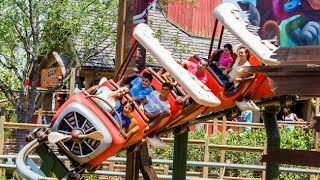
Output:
[
  {"left": 128, "top": 72, "right": 153, "bottom": 103},
  {"left": 140, "top": 83, "right": 173, "bottom": 149},
  {"left": 139, "top": 82, "right": 173, "bottom": 119},
  {"left": 282, "top": 107, "right": 299, "bottom": 131},
  {"left": 220, "top": 45, "right": 251, "bottom": 90},
  {"left": 86, "top": 78, "right": 129, "bottom": 112},
  {"left": 113, "top": 100, "right": 135, "bottom": 131},
  {"left": 218, "top": 46, "right": 259, "bottom": 111},
  {"left": 175, "top": 57, "right": 209, "bottom": 105},
  {"left": 178, "top": 57, "right": 209, "bottom": 84},
  {"left": 211, "top": 43, "right": 234, "bottom": 75},
  {"left": 239, "top": 110, "right": 253, "bottom": 132}
]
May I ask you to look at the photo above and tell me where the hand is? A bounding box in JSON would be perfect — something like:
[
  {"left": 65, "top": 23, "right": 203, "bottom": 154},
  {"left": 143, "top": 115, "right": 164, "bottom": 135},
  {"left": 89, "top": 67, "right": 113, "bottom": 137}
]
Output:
[
  {"left": 222, "top": 69, "right": 228, "bottom": 75},
  {"left": 176, "top": 96, "right": 185, "bottom": 104},
  {"left": 235, "top": 77, "right": 243, "bottom": 81},
  {"left": 175, "top": 59, "right": 183, "bottom": 65},
  {"left": 171, "top": 81, "right": 178, "bottom": 86},
  {"left": 139, "top": 104, "right": 144, "bottom": 111}
]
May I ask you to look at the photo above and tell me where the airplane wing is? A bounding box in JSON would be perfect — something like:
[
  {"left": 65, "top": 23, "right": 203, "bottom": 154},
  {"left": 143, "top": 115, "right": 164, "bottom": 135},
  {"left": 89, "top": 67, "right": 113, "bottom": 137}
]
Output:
[
  {"left": 213, "top": 3, "right": 278, "bottom": 65},
  {"left": 133, "top": 23, "right": 221, "bottom": 107}
]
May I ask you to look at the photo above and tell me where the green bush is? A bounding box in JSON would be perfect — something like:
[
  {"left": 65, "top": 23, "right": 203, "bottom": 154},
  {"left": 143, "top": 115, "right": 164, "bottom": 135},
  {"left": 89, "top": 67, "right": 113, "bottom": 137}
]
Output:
[{"left": 150, "top": 127, "right": 316, "bottom": 179}]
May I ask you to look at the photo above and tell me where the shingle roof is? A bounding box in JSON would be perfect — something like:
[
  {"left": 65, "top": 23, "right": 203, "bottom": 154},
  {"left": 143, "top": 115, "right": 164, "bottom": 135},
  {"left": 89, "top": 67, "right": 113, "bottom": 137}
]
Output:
[{"left": 83, "top": 6, "right": 257, "bottom": 69}]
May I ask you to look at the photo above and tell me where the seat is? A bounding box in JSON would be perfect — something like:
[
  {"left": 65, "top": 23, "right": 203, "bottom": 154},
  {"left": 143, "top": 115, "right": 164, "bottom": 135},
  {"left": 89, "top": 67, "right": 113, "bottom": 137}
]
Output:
[{"left": 125, "top": 118, "right": 140, "bottom": 140}]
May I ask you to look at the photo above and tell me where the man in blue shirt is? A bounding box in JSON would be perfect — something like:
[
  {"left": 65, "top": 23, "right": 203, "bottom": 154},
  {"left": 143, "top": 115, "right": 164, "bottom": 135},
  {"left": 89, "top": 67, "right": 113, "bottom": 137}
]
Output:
[{"left": 129, "top": 72, "right": 153, "bottom": 102}]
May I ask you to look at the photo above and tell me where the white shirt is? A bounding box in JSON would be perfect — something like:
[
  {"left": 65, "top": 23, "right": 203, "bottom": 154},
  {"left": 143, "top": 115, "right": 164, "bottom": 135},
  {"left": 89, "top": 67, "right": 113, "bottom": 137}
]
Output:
[{"left": 228, "top": 57, "right": 251, "bottom": 86}]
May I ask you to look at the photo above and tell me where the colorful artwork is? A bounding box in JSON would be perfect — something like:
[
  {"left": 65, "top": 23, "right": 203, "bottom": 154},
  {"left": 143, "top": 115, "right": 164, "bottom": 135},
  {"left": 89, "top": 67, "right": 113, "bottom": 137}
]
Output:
[{"left": 223, "top": 0, "right": 320, "bottom": 47}]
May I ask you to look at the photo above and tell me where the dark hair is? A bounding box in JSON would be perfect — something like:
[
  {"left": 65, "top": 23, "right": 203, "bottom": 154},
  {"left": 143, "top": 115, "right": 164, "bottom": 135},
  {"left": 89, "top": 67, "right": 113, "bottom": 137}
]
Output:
[
  {"left": 122, "top": 100, "right": 135, "bottom": 112},
  {"left": 162, "top": 82, "right": 173, "bottom": 90},
  {"left": 201, "top": 58, "right": 209, "bottom": 67},
  {"left": 224, "top": 43, "right": 233, "bottom": 51},
  {"left": 142, "top": 72, "right": 153, "bottom": 82},
  {"left": 283, "top": 107, "right": 292, "bottom": 114},
  {"left": 238, "top": 46, "right": 250, "bottom": 61}
]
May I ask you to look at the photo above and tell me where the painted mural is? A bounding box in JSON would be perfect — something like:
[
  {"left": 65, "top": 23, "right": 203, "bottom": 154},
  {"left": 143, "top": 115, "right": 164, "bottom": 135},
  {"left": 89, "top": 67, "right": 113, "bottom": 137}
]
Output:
[{"left": 224, "top": 0, "right": 320, "bottom": 47}]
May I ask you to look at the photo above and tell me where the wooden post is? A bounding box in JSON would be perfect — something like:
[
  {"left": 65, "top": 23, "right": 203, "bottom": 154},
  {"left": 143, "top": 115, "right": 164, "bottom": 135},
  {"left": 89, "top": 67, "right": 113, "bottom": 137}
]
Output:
[
  {"left": 115, "top": 0, "right": 136, "bottom": 77},
  {"left": 219, "top": 116, "right": 227, "bottom": 178},
  {"left": 37, "top": 106, "right": 43, "bottom": 124},
  {"left": 109, "top": 162, "right": 115, "bottom": 180},
  {"left": 139, "top": 141, "right": 158, "bottom": 180},
  {"left": 262, "top": 147, "right": 267, "bottom": 180},
  {"left": 0, "top": 115, "right": 5, "bottom": 176},
  {"left": 115, "top": 0, "right": 127, "bottom": 77},
  {"left": 126, "top": 145, "right": 140, "bottom": 180},
  {"left": 316, "top": 98, "right": 320, "bottom": 116},
  {"left": 263, "top": 106, "right": 280, "bottom": 180},
  {"left": 163, "top": 165, "right": 169, "bottom": 175},
  {"left": 172, "top": 128, "right": 188, "bottom": 180},
  {"left": 202, "top": 136, "right": 209, "bottom": 178},
  {"left": 213, "top": 118, "right": 218, "bottom": 136},
  {"left": 69, "top": 68, "right": 76, "bottom": 96},
  {"left": 85, "top": 76, "right": 93, "bottom": 90}
]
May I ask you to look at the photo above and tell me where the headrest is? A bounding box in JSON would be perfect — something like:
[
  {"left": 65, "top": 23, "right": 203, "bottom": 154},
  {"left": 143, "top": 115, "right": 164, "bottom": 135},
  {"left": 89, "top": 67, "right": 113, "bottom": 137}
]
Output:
[{"left": 194, "top": 54, "right": 203, "bottom": 61}]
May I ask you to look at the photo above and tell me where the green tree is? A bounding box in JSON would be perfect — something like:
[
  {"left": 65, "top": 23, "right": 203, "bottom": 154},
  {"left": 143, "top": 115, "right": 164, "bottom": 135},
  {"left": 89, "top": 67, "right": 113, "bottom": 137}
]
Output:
[{"left": 0, "top": 0, "right": 118, "bottom": 122}]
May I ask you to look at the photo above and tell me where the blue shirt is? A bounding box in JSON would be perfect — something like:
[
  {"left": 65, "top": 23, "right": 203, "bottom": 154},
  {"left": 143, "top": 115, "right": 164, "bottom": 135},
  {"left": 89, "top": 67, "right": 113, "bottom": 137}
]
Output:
[
  {"left": 144, "top": 91, "right": 170, "bottom": 115},
  {"left": 113, "top": 111, "right": 131, "bottom": 130},
  {"left": 240, "top": 110, "right": 252, "bottom": 132},
  {"left": 129, "top": 77, "right": 152, "bottom": 101}
]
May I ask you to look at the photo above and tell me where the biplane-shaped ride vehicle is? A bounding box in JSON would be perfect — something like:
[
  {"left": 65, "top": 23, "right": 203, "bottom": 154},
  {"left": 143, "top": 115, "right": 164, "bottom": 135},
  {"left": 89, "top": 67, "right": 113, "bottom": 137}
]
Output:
[{"left": 17, "top": 3, "right": 283, "bottom": 180}]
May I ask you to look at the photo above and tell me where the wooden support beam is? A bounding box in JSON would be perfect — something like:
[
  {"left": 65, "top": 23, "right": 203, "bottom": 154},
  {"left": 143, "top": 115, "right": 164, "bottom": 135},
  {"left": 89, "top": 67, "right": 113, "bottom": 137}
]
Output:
[
  {"left": 220, "top": 116, "right": 227, "bottom": 178},
  {"left": 202, "top": 137, "right": 209, "bottom": 178},
  {"left": 172, "top": 128, "right": 188, "bottom": 180},
  {"left": 139, "top": 142, "right": 158, "bottom": 180},
  {"left": 0, "top": 116, "right": 5, "bottom": 176},
  {"left": 263, "top": 106, "right": 280, "bottom": 180},
  {"left": 69, "top": 68, "right": 76, "bottom": 96},
  {"left": 115, "top": 0, "right": 135, "bottom": 78},
  {"left": 126, "top": 145, "right": 140, "bottom": 180},
  {"left": 262, "top": 148, "right": 320, "bottom": 167}
]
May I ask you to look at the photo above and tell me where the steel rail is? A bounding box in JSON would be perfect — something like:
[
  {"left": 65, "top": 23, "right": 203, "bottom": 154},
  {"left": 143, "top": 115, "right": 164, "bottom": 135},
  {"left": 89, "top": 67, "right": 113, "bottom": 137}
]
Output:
[
  {"left": 15, "top": 139, "right": 57, "bottom": 180},
  {"left": 2, "top": 155, "right": 319, "bottom": 176}
]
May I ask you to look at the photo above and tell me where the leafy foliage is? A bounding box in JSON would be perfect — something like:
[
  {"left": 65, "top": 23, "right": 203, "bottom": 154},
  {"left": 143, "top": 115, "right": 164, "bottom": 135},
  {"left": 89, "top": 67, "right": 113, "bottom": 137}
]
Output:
[
  {"left": 150, "top": 128, "right": 315, "bottom": 179},
  {"left": 0, "top": 0, "right": 118, "bottom": 122}
]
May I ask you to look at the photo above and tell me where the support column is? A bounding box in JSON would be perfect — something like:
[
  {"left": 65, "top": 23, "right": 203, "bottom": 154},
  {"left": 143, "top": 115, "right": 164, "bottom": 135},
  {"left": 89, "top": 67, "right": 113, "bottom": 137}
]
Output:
[
  {"left": 263, "top": 106, "right": 280, "bottom": 180},
  {"left": 139, "top": 142, "right": 158, "bottom": 180},
  {"left": 0, "top": 115, "right": 4, "bottom": 176},
  {"left": 69, "top": 68, "right": 76, "bottom": 96},
  {"left": 126, "top": 145, "right": 140, "bottom": 180},
  {"left": 115, "top": 0, "right": 136, "bottom": 78},
  {"left": 172, "top": 128, "right": 188, "bottom": 180}
]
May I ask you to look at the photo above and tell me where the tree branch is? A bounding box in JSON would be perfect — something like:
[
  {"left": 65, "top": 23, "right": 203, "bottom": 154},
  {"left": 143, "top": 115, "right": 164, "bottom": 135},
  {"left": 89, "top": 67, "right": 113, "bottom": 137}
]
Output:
[
  {"left": 80, "top": 36, "right": 113, "bottom": 65},
  {"left": 0, "top": 79, "right": 18, "bottom": 106},
  {"left": 10, "top": 51, "right": 24, "bottom": 82},
  {"left": 13, "top": 0, "right": 30, "bottom": 19},
  {"left": 0, "top": 53, "right": 15, "bottom": 69},
  {"left": 28, "top": 0, "right": 39, "bottom": 55},
  {"left": 14, "top": 24, "right": 33, "bottom": 57}
]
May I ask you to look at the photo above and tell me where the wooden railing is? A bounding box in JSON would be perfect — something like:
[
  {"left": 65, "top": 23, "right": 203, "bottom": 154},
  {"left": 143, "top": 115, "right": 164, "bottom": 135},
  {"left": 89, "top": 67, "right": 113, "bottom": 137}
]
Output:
[{"left": 0, "top": 116, "right": 315, "bottom": 179}]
